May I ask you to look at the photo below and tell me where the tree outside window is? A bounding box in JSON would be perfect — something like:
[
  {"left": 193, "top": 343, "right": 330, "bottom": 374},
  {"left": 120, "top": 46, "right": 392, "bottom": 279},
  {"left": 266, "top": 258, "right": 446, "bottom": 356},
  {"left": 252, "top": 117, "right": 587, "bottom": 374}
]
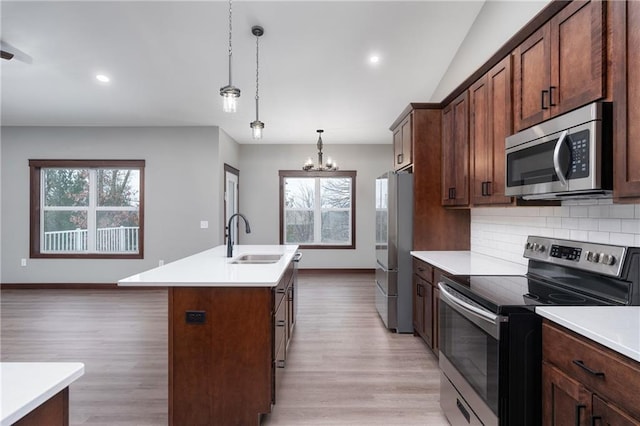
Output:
[
  {"left": 279, "top": 170, "right": 356, "bottom": 249},
  {"left": 30, "top": 160, "right": 144, "bottom": 259}
]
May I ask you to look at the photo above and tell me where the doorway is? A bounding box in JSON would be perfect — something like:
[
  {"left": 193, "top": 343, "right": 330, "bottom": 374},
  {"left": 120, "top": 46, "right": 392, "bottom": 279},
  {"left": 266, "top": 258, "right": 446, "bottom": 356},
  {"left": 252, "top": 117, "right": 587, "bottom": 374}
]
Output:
[{"left": 224, "top": 164, "right": 240, "bottom": 244}]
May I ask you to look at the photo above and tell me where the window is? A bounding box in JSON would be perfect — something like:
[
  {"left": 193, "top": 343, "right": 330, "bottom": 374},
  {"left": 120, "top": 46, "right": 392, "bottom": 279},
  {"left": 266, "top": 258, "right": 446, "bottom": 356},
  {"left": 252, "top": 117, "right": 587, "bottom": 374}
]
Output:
[
  {"left": 279, "top": 170, "right": 356, "bottom": 249},
  {"left": 29, "top": 160, "right": 145, "bottom": 259}
]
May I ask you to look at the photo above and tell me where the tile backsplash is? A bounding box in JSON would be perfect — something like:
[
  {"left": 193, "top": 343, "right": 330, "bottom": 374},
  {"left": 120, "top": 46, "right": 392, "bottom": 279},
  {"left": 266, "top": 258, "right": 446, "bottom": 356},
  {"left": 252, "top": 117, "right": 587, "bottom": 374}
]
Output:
[{"left": 471, "top": 200, "right": 640, "bottom": 265}]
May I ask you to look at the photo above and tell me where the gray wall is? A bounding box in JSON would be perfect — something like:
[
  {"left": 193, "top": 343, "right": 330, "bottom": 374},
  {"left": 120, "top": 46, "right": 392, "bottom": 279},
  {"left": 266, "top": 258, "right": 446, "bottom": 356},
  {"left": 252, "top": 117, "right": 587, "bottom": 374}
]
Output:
[
  {"left": 431, "top": 0, "right": 550, "bottom": 101},
  {"left": 0, "top": 126, "right": 237, "bottom": 284},
  {"left": 239, "top": 143, "right": 390, "bottom": 269}
]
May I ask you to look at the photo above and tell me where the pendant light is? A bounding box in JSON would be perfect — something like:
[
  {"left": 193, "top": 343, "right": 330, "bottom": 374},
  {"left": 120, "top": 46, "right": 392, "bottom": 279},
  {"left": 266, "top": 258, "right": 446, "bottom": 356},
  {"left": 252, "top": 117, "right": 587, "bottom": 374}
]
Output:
[
  {"left": 250, "top": 26, "right": 265, "bottom": 139},
  {"left": 220, "top": 0, "right": 240, "bottom": 113}
]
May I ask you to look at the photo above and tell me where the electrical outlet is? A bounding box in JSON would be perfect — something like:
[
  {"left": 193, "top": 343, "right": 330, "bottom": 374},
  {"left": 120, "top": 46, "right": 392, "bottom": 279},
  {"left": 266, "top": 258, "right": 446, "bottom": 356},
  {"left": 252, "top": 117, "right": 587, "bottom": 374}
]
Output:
[
  {"left": 185, "top": 310, "right": 206, "bottom": 324},
  {"left": 20, "top": 258, "right": 27, "bottom": 267},
  {"left": 159, "top": 260, "right": 164, "bottom": 266}
]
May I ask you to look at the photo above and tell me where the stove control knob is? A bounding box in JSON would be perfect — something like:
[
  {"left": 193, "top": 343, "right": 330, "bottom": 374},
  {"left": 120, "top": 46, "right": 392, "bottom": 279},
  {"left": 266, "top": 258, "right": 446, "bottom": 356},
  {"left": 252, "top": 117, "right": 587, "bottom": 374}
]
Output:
[
  {"left": 592, "top": 253, "right": 601, "bottom": 263},
  {"left": 585, "top": 251, "right": 593, "bottom": 262},
  {"left": 525, "top": 242, "right": 532, "bottom": 250},
  {"left": 601, "top": 254, "right": 616, "bottom": 266},
  {"left": 532, "top": 243, "right": 539, "bottom": 251},
  {"left": 537, "top": 245, "right": 546, "bottom": 253}
]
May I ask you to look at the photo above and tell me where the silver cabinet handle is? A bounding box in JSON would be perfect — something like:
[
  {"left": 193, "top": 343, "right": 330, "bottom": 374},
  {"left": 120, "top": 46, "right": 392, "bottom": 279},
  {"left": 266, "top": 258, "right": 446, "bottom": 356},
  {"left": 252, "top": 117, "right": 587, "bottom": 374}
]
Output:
[{"left": 553, "top": 130, "right": 569, "bottom": 187}]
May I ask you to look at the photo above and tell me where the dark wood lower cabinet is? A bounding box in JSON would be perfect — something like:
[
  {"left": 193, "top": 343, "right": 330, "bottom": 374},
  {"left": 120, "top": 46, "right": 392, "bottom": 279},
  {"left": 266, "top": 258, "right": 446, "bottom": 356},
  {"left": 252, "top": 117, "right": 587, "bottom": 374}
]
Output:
[
  {"left": 412, "top": 258, "right": 441, "bottom": 357},
  {"left": 13, "top": 388, "right": 69, "bottom": 426},
  {"left": 542, "top": 320, "right": 640, "bottom": 425},
  {"left": 168, "top": 263, "right": 295, "bottom": 426}
]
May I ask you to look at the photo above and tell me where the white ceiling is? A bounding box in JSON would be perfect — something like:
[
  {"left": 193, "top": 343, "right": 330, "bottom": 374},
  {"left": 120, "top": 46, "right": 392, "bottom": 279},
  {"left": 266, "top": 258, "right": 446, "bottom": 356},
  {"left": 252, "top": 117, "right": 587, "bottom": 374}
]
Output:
[{"left": 0, "top": 1, "right": 486, "bottom": 144}]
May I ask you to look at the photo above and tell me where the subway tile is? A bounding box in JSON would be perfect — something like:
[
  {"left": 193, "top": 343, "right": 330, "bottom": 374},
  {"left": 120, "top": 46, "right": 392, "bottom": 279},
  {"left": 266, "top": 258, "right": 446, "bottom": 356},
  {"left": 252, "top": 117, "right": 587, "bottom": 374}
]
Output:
[
  {"left": 578, "top": 218, "right": 599, "bottom": 231},
  {"left": 620, "top": 219, "right": 640, "bottom": 234},
  {"left": 609, "top": 204, "right": 636, "bottom": 219},
  {"left": 561, "top": 217, "right": 579, "bottom": 229},
  {"left": 570, "top": 206, "right": 589, "bottom": 218},
  {"left": 546, "top": 217, "right": 562, "bottom": 228},
  {"left": 539, "top": 206, "right": 556, "bottom": 217},
  {"left": 609, "top": 233, "right": 636, "bottom": 246},
  {"left": 570, "top": 230, "right": 590, "bottom": 241},
  {"left": 636, "top": 235, "right": 640, "bottom": 246},
  {"left": 588, "top": 205, "right": 610, "bottom": 218},
  {"left": 587, "top": 231, "right": 610, "bottom": 244},
  {"left": 553, "top": 207, "right": 564, "bottom": 217},
  {"left": 554, "top": 228, "right": 571, "bottom": 239},
  {"left": 636, "top": 204, "right": 640, "bottom": 219},
  {"left": 598, "top": 219, "right": 621, "bottom": 233}
]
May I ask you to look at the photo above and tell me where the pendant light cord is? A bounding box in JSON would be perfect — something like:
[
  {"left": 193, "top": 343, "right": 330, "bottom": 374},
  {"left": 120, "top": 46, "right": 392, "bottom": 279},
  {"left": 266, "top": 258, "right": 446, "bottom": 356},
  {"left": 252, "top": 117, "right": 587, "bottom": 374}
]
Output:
[
  {"left": 227, "top": 0, "right": 233, "bottom": 86},
  {"left": 255, "top": 33, "right": 260, "bottom": 120}
]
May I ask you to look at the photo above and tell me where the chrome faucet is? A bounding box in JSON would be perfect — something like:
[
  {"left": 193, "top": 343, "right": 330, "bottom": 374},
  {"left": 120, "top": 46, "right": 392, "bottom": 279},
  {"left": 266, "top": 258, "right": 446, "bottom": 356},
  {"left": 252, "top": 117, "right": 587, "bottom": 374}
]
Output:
[{"left": 226, "top": 213, "right": 251, "bottom": 257}]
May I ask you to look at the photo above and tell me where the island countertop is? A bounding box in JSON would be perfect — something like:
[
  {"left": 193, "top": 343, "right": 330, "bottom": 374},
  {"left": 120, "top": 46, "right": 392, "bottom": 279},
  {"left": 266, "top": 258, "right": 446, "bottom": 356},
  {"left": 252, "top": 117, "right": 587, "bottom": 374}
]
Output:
[
  {"left": 1, "top": 362, "right": 85, "bottom": 426},
  {"left": 118, "top": 244, "right": 299, "bottom": 287}
]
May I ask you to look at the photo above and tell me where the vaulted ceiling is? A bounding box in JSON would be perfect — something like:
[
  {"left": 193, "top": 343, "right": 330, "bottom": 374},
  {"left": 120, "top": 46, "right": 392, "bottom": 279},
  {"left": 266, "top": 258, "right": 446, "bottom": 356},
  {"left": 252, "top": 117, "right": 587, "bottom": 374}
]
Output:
[{"left": 1, "top": 1, "right": 488, "bottom": 144}]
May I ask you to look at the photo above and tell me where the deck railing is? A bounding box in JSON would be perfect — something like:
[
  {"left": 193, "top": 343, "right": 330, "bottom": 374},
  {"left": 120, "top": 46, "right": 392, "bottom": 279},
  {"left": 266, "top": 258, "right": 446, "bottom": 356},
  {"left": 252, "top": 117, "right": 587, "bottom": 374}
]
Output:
[{"left": 43, "top": 226, "right": 139, "bottom": 252}]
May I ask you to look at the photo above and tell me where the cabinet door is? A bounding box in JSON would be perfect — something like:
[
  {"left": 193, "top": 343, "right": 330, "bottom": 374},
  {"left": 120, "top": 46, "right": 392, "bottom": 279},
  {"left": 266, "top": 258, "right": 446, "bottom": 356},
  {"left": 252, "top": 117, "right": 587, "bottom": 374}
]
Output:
[
  {"left": 486, "top": 56, "right": 513, "bottom": 204},
  {"left": 550, "top": 0, "right": 605, "bottom": 116},
  {"left": 470, "top": 73, "right": 490, "bottom": 205},
  {"left": 393, "top": 126, "right": 403, "bottom": 170},
  {"left": 423, "top": 281, "right": 434, "bottom": 349},
  {"left": 401, "top": 114, "right": 413, "bottom": 167},
  {"left": 543, "top": 362, "right": 592, "bottom": 426},
  {"left": 441, "top": 103, "right": 456, "bottom": 205},
  {"left": 612, "top": 0, "right": 640, "bottom": 199},
  {"left": 513, "top": 23, "right": 551, "bottom": 132},
  {"left": 412, "top": 277, "right": 425, "bottom": 337},
  {"left": 592, "top": 395, "right": 640, "bottom": 426},
  {"left": 442, "top": 92, "right": 469, "bottom": 206}
]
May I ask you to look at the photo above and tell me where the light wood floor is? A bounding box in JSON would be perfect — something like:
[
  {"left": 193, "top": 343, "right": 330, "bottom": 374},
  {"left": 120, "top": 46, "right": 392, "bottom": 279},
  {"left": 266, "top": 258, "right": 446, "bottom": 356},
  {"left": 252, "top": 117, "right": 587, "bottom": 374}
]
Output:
[{"left": 1, "top": 272, "right": 449, "bottom": 425}]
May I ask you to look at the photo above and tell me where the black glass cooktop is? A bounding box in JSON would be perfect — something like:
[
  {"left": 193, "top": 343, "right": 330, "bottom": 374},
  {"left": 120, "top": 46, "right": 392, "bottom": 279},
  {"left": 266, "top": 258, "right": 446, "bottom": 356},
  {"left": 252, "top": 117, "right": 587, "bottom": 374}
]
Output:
[{"left": 441, "top": 274, "right": 620, "bottom": 315}]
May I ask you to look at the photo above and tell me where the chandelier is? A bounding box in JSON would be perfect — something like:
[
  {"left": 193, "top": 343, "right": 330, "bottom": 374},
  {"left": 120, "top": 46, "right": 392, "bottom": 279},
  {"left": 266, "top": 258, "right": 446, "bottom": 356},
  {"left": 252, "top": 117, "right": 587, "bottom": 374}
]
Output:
[
  {"left": 220, "top": 0, "right": 240, "bottom": 113},
  {"left": 302, "top": 130, "right": 338, "bottom": 171},
  {"left": 250, "top": 26, "right": 265, "bottom": 139}
]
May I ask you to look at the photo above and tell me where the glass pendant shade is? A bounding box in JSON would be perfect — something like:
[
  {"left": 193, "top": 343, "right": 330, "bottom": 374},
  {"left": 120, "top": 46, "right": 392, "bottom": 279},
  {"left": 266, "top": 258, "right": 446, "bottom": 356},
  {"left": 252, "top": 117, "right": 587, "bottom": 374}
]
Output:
[
  {"left": 251, "top": 120, "right": 264, "bottom": 139},
  {"left": 221, "top": 86, "right": 240, "bottom": 113}
]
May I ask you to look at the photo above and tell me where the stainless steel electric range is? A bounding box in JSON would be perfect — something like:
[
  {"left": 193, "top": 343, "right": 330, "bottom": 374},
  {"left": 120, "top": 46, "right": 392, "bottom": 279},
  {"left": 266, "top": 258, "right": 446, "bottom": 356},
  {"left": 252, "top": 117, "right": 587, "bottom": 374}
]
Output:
[{"left": 438, "top": 236, "right": 640, "bottom": 426}]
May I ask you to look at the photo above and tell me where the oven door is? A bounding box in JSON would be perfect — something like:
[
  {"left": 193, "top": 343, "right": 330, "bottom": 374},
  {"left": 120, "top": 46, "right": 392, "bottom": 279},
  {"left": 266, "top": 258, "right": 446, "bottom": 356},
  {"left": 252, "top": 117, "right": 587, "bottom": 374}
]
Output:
[
  {"left": 438, "top": 282, "right": 502, "bottom": 426},
  {"left": 505, "top": 120, "right": 599, "bottom": 197}
]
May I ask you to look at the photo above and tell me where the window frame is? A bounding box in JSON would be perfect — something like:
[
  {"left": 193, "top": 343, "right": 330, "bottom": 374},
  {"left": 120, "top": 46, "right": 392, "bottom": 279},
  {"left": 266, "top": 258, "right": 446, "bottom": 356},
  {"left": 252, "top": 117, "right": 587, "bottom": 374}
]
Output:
[
  {"left": 279, "top": 170, "right": 356, "bottom": 249},
  {"left": 29, "top": 159, "right": 145, "bottom": 259}
]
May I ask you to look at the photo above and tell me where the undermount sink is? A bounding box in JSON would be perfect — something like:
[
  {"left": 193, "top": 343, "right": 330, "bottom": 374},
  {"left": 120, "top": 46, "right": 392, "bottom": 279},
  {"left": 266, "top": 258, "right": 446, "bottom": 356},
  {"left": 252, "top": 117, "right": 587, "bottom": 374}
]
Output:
[{"left": 230, "top": 254, "right": 282, "bottom": 264}]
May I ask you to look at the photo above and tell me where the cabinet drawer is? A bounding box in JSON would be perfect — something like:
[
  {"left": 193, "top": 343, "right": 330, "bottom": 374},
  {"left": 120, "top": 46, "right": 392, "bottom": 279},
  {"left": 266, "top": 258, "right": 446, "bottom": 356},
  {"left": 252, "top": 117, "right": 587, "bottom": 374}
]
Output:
[
  {"left": 273, "top": 339, "right": 286, "bottom": 404},
  {"left": 274, "top": 299, "right": 286, "bottom": 354},
  {"left": 413, "top": 259, "right": 433, "bottom": 283},
  {"left": 542, "top": 321, "right": 640, "bottom": 420}
]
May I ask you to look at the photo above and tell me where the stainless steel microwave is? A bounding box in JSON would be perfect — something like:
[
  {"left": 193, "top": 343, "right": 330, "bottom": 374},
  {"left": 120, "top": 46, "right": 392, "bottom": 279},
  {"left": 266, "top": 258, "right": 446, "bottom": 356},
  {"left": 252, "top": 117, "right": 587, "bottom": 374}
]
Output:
[{"left": 505, "top": 102, "right": 612, "bottom": 200}]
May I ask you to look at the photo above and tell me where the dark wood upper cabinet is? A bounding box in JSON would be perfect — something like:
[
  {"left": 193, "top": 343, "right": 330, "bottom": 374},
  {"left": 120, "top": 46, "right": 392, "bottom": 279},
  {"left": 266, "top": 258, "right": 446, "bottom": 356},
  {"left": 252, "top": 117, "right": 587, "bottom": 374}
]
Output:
[
  {"left": 441, "top": 91, "right": 469, "bottom": 207},
  {"left": 470, "top": 56, "right": 513, "bottom": 205},
  {"left": 392, "top": 113, "right": 413, "bottom": 170},
  {"left": 612, "top": 0, "right": 640, "bottom": 201},
  {"left": 513, "top": 0, "right": 605, "bottom": 132}
]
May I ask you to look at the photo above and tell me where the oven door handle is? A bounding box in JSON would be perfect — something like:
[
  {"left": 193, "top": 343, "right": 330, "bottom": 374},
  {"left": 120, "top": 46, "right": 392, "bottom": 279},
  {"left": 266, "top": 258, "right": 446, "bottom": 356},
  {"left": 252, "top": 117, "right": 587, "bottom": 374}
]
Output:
[
  {"left": 438, "top": 282, "right": 499, "bottom": 325},
  {"left": 553, "top": 130, "right": 569, "bottom": 187}
]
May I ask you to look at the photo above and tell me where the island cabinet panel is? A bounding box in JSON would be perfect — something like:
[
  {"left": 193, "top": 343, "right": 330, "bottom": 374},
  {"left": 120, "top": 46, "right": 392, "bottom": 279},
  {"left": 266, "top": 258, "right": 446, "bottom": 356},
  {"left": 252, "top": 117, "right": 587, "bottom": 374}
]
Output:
[
  {"left": 513, "top": 0, "right": 605, "bottom": 132},
  {"left": 542, "top": 320, "right": 640, "bottom": 424},
  {"left": 168, "top": 287, "right": 273, "bottom": 426},
  {"left": 612, "top": 0, "right": 640, "bottom": 200},
  {"left": 13, "top": 388, "right": 69, "bottom": 426}
]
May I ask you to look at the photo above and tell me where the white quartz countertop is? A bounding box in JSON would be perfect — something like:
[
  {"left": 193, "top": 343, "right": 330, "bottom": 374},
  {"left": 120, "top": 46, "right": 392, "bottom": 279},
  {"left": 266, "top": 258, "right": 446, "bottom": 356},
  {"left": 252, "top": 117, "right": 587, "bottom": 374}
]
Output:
[
  {"left": 1, "top": 362, "right": 85, "bottom": 426},
  {"left": 536, "top": 307, "right": 640, "bottom": 363},
  {"left": 410, "top": 251, "right": 528, "bottom": 276},
  {"left": 118, "top": 245, "right": 299, "bottom": 287}
]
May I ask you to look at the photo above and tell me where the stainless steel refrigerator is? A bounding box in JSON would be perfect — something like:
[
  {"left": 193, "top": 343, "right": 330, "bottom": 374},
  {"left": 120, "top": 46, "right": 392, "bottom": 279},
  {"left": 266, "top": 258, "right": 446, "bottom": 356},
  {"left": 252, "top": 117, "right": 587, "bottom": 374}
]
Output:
[{"left": 375, "top": 171, "right": 413, "bottom": 333}]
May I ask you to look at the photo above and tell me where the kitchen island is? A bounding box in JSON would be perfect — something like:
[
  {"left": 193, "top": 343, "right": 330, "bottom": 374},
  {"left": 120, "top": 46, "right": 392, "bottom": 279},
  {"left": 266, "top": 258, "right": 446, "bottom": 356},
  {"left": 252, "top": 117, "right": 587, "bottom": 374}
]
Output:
[
  {"left": 119, "top": 244, "right": 299, "bottom": 426},
  {"left": 1, "top": 362, "right": 84, "bottom": 426}
]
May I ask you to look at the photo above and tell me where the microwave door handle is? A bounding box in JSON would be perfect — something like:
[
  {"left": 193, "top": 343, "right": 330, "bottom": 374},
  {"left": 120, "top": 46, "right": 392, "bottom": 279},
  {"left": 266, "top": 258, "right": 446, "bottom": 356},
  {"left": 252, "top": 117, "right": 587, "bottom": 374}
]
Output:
[
  {"left": 438, "top": 282, "right": 499, "bottom": 325},
  {"left": 553, "top": 130, "right": 569, "bottom": 187}
]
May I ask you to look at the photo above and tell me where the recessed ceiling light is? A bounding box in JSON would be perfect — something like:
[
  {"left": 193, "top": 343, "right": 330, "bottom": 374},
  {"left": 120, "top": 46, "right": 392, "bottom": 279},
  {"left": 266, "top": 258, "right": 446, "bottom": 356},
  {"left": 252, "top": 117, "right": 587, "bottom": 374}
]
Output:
[
  {"left": 369, "top": 55, "right": 380, "bottom": 65},
  {"left": 95, "top": 74, "right": 110, "bottom": 83}
]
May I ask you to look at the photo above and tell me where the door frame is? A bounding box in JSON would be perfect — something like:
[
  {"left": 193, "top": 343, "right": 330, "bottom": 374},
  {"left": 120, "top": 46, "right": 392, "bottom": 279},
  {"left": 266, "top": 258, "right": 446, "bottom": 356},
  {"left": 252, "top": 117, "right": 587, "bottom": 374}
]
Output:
[{"left": 223, "top": 164, "right": 240, "bottom": 244}]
